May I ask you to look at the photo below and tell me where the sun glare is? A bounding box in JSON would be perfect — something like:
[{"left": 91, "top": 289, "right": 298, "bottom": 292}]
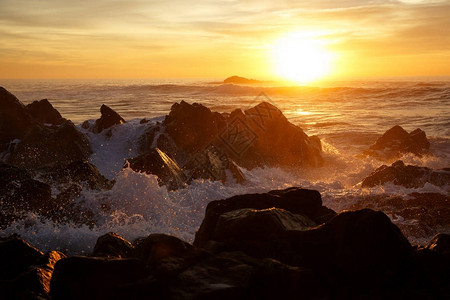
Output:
[{"left": 272, "top": 32, "right": 334, "bottom": 84}]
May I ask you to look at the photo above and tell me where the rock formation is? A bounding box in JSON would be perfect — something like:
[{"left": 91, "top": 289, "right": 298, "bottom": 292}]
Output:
[
  {"left": 366, "top": 125, "right": 430, "bottom": 158},
  {"left": 362, "top": 160, "right": 450, "bottom": 188}
]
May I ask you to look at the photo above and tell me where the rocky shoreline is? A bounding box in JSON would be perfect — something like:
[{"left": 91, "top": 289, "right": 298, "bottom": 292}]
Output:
[
  {"left": 1, "top": 187, "right": 450, "bottom": 299},
  {"left": 1, "top": 86, "right": 449, "bottom": 298}
]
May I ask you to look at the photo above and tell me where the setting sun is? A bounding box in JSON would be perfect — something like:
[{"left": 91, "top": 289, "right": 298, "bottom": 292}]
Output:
[{"left": 272, "top": 32, "right": 334, "bottom": 84}]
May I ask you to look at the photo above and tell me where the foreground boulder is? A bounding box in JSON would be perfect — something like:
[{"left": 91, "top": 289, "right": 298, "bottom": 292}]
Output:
[
  {"left": 194, "top": 188, "right": 336, "bottom": 248},
  {"left": 366, "top": 125, "right": 430, "bottom": 158},
  {"left": 362, "top": 160, "right": 450, "bottom": 188},
  {"left": 50, "top": 256, "right": 146, "bottom": 300},
  {"left": 2, "top": 185, "right": 450, "bottom": 299},
  {"left": 0, "top": 236, "right": 66, "bottom": 300}
]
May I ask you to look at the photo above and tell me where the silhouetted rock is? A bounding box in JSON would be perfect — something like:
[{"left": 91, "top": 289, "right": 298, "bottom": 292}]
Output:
[
  {"left": 50, "top": 256, "right": 146, "bottom": 300},
  {"left": 362, "top": 160, "right": 450, "bottom": 188},
  {"left": 93, "top": 104, "right": 126, "bottom": 133},
  {"left": 0, "top": 87, "right": 35, "bottom": 146},
  {"left": 93, "top": 232, "right": 134, "bottom": 258},
  {"left": 8, "top": 120, "right": 91, "bottom": 169},
  {"left": 223, "top": 76, "right": 262, "bottom": 84},
  {"left": 366, "top": 125, "right": 430, "bottom": 157},
  {"left": 194, "top": 188, "right": 336, "bottom": 248},
  {"left": 26, "top": 99, "right": 65, "bottom": 125},
  {"left": 132, "top": 101, "right": 322, "bottom": 188}
]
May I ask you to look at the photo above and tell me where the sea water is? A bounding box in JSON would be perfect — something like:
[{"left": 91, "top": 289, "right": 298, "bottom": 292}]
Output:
[{"left": 1, "top": 78, "right": 449, "bottom": 254}]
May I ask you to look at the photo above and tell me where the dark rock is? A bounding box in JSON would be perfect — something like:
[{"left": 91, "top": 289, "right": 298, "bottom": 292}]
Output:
[
  {"left": 347, "top": 192, "right": 450, "bottom": 242},
  {"left": 164, "top": 101, "right": 226, "bottom": 154},
  {"left": 0, "top": 163, "right": 53, "bottom": 227},
  {"left": 287, "top": 209, "right": 418, "bottom": 298},
  {"left": 133, "top": 233, "right": 195, "bottom": 266},
  {"left": 50, "top": 256, "right": 146, "bottom": 300},
  {"left": 212, "top": 208, "right": 315, "bottom": 242},
  {"left": 5, "top": 250, "right": 66, "bottom": 300},
  {"left": 223, "top": 76, "right": 262, "bottom": 84},
  {"left": 362, "top": 160, "right": 450, "bottom": 188},
  {"left": 93, "top": 104, "right": 125, "bottom": 133},
  {"left": 128, "top": 148, "right": 188, "bottom": 190},
  {"left": 367, "top": 125, "right": 430, "bottom": 157},
  {"left": 43, "top": 159, "right": 114, "bottom": 190},
  {"left": 8, "top": 120, "right": 91, "bottom": 169},
  {"left": 0, "top": 86, "right": 35, "bottom": 145},
  {"left": 165, "top": 101, "right": 323, "bottom": 169},
  {"left": 122, "top": 250, "right": 325, "bottom": 300},
  {"left": 426, "top": 233, "right": 450, "bottom": 255},
  {"left": 194, "top": 187, "right": 336, "bottom": 248},
  {"left": 416, "top": 248, "right": 450, "bottom": 299},
  {"left": 92, "top": 232, "right": 134, "bottom": 258},
  {"left": 0, "top": 236, "right": 43, "bottom": 280},
  {"left": 26, "top": 99, "right": 65, "bottom": 125},
  {"left": 130, "top": 101, "right": 322, "bottom": 188}
]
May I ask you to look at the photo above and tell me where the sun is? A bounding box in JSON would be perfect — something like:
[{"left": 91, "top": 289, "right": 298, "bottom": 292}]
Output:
[{"left": 272, "top": 32, "right": 334, "bottom": 84}]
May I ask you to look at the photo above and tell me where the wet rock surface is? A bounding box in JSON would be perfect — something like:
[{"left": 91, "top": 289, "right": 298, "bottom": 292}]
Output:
[
  {"left": 362, "top": 160, "right": 450, "bottom": 188},
  {"left": 366, "top": 125, "right": 430, "bottom": 158},
  {"left": 128, "top": 100, "right": 323, "bottom": 188},
  {"left": 93, "top": 104, "right": 126, "bottom": 133},
  {"left": 1, "top": 187, "right": 448, "bottom": 300}
]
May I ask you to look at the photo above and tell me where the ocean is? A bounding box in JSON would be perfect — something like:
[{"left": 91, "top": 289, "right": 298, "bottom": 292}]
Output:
[{"left": 1, "top": 78, "right": 449, "bottom": 254}]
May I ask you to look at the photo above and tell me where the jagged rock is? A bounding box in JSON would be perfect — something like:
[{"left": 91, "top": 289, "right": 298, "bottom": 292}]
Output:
[
  {"left": 362, "top": 160, "right": 450, "bottom": 188},
  {"left": 0, "top": 86, "right": 35, "bottom": 146},
  {"left": 164, "top": 101, "right": 226, "bottom": 154},
  {"left": 93, "top": 104, "right": 126, "bottom": 133},
  {"left": 366, "top": 125, "right": 430, "bottom": 157},
  {"left": 26, "top": 99, "right": 65, "bottom": 125},
  {"left": 127, "top": 148, "right": 188, "bottom": 190},
  {"left": 8, "top": 120, "right": 91, "bottom": 169},
  {"left": 50, "top": 256, "right": 147, "bottom": 300},
  {"left": 194, "top": 188, "right": 336, "bottom": 248},
  {"left": 131, "top": 101, "right": 322, "bottom": 189},
  {"left": 92, "top": 232, "right": 134, "bottom": 258},
  {"left": 163, "top": 101, "right": 323, "bottom": 169}
]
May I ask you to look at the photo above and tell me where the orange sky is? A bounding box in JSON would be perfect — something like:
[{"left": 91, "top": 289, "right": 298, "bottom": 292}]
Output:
[{"left": 1, "top": 0, "right": 449, "bottom": 80}]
